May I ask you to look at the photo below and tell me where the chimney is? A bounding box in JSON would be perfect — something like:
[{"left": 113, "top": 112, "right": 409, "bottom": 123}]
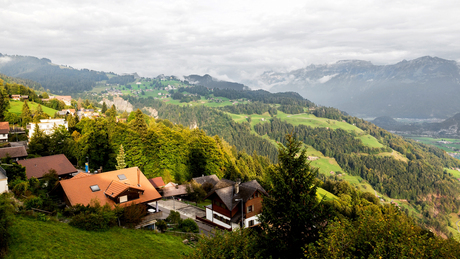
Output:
[
  {"left": 137, "top": 169, "right": 141, "bottom": 187},
  {"left": 235, "top": 178, "right": 241, "bottom": 194}
]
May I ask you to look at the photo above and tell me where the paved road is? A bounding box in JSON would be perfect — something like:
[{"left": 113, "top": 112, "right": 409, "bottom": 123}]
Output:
[{"left": 152, "top": 199, "right": 214, "bottom": 236}]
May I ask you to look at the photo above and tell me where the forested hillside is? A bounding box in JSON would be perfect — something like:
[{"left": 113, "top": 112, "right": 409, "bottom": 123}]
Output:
[{"left": 0, "top": 54, "right": 108, "bottom": 94}]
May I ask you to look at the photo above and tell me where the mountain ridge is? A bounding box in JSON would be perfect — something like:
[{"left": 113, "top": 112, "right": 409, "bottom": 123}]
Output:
[{"left": 253, "top": 56, "right": 460, "bottom": 119}]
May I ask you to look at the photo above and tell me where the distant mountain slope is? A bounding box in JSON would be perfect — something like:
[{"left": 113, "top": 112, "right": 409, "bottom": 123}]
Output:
[
  {"left": 373, "top": 113, "right": 460, "bottom": 136},
  {"left": 254, "top": 56, "right": 460, "bottom": 118},
  {"left": 185, "top": 74, "right": 249, "bottom": 90},
  {"left": 0, "top": 54, "right": 108, "bottom": 94}
]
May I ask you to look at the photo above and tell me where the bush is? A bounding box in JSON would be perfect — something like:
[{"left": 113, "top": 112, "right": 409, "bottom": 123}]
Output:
[
  {"left": 68, "top": 200, "right": 118, "bottom": 231},
  {"left": 120, "top": 203, "right": 147, "bottom": 228},
  {"left": 156, "top": 220, "right": 167, "bottom": 232},
  {"left": 179, "top": 218, "right": 199, "bottom": 233}
]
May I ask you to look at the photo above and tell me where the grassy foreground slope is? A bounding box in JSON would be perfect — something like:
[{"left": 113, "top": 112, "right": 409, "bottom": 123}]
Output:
[{"left": 7, "top": 216, "right": 191, "bottom": 259}]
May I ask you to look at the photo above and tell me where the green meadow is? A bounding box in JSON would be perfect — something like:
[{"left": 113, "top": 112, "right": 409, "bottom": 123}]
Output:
[
  {"left": 7, "top": 216, "right": 191, "bottom": 259},
  {"left": 8, "top": 100, "right": 58, "bottom": 117}
]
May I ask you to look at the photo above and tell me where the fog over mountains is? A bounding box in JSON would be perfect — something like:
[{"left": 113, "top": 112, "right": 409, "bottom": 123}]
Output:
[{"left": 253, "top": 56, "right": 460, "bottom": 119}]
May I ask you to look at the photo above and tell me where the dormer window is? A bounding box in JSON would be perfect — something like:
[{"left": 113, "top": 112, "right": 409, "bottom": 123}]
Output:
[
  {"left": 90, "top": 185, "right": 100, "bottom": 192},
  {"left": 117, "top": 174, "right": 127, "bottom": 180}
]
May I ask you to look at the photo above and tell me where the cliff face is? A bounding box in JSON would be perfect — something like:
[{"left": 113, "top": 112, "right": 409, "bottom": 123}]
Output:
[{"left": 103, "top": 97, "right": 133, "bottom": 113}]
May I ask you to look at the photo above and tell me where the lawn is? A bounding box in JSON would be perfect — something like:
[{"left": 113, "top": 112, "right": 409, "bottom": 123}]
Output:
[
  {"left": 8, "top": 100, "right": 58, "bottom": 117},
  {"left": 377, "top": 150, "right": 408, "bottom": 162},
  {"left": 317, "top": 187, "right": 338, "bottom": 201},
  {"left": 7, "top": 216, "right": 192, "bottom": 259}
]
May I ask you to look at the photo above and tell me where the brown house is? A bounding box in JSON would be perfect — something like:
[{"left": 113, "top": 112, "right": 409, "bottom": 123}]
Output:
[
  {"left": 204, "top": 178, "right": 268, "bottom": 230},
  {"left": 18, "top": 154, "right": 77, "bottom": 179},
  {"left": 59, "top": 167, "right": 162, "bottom": 208},
  {"left": 0, "top": 146, "right": 28, "bottom": 161}
]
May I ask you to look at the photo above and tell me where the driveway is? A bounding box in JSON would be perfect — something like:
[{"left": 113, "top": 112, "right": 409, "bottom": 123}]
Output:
[{"left": 151, "top": 199, "right": 214, "bottom": 236}]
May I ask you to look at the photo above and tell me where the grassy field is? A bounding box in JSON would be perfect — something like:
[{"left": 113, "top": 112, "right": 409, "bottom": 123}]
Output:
[
  {"left": 445, "top": 168, "right": 460, "bottom": 179},
  {"left": 275, "top": 111, "right": 363, "bottom": 133},
  {"left": 377, "top": 150, "right": 408, "bottom": 162},
  {"left": 8, "top": 100, "right": 58, "bottom": 117},
  {"left": 357, "top": 134, "right": 384, "bottom": 148},
  {"left": 7, "top": 216, "right": 191, "bottom": 259},
  {"left": 317, "top": 187, "right": 338, "bottom": 201}
]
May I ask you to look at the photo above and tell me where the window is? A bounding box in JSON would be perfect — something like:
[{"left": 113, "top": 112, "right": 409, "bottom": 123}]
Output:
[
  {"left": 247, "top": 205, "right": 253, "bottom": 213},
  {"left": 255, "top": 192, "right": 260, "bottom": 198},
  {"left": 119, "top": 195, "right": 128, "bottom": 203},
  {"left": 249, "top": 220, "right": 255, "bottom": 227},
  {"left": 117, "top": 174, "right": 127, "bottom": 180},
  {"left": 90, "top": 185, "right": 100, "bottom": 192}
]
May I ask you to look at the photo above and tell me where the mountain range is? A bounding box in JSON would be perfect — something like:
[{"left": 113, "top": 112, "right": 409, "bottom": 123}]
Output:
[
  {"left": 251, "top": 56, "right": 460, "bottom": 119},
  {"left": 2, "top": 53, "right": 460, "bottom": 119}
]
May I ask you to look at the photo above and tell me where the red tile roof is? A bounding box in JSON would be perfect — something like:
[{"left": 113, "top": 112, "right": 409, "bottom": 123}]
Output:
[
  {"left": 59, "top": 167, "right": 161, "bottom": 207},
  {"left": 0, "top": 122, "right": 9, "bottom": 134},
  {"left": 148, "top": 177, "right": 165, "bottom": 188},
  {"left": 18, "top": 154, "right": 77, "bottom": 179},
  {"left": 0, "top": 146, "right": 28, "bottom": 159}
]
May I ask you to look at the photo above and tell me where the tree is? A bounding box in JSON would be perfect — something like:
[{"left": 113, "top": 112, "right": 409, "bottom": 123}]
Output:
[
  {"left": 116, "top": 144, "right": 127, "bottom": 170},
  {"left": 21, "top": 100, "right": 32, "bottom": 127},
  {"left": 28, "top": 123, "right": 51, "bottom": 156},
  {"left": 128, "top": 109, "right": 147, "bottom": 138},
  {"left": 259, "top": 134, "right": 331, "bottom": 258},
  {"left": 41, "top": 92, "right": 49, "bottom": 99},
  {"left": 186, "top": 180, "right": 207, "bottom": 206},
  {"left": 0, "top": 87, "right": 10, "bottom": 121},
  {"left": 101, "top": 102, "right": 108, "bottom": 114}
]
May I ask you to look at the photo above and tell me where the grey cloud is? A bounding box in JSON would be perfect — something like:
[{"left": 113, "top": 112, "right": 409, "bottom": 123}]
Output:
[{"left": 1, "top": 0, "right": 460, "bottom": 86}]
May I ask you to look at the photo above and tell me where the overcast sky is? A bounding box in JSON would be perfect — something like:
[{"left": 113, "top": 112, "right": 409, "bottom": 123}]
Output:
[{"left": 1, "top": 0, "right": 460, "bottom": 86}]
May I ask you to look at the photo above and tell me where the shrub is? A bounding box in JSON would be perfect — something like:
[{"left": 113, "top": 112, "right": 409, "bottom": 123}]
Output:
[
  {"left": 68, "top": 200, "right": 118, "bottom": 231},
  {"left": 156, "top": 220, "right": 167, "bottom": 232},
  {"left": 179, "top": 218, "right": 199, "bottom": 233},
  {"left": 121, "top": 203, "right": 147, "bottom": 228}
]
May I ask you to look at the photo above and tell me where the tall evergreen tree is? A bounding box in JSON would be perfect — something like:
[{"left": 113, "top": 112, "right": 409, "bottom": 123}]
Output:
[
  {"left": 21, "top": 100, "right": 32, "bottom": 127},
  {"left": 101, "top": 102, "right": 108, "bottom": 114},
  {"left": 259, "top": 134, "right": 331, "bottom": 258},
  {"left": 0, "top": 87, "right": 10, "bottom": 121},
  {"left": 116, "top": 144, "right": 126, "bottom": 170},
  {"left": 128, "top": 109, "right": 147, "bottom": 138}
]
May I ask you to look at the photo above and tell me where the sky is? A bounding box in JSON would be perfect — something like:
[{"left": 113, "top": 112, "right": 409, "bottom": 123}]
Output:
[{"left": 1, "top": 0, "right": 460, "bottom": 86}]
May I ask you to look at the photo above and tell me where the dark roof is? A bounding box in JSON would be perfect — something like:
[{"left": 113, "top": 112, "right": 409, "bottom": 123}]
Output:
[
  {"left": 18, "top": 154, "right": 77, "bottom": 179},
  {"left": 192, "top": 174, "right": 219, "bottom": 186},
  {"left": 0, "top": 122, "right": 9, "bottom": 134},
  {"left": 0, "top": 166, "right": 6, "bottom": 180},
  {"left": 0, "top": 146, "right": 28, "bottom": 159},
  {"left": 148, "top": 177, "right": 165, "bottom": 188},
  {"left": 206, "top": 179, "right": 268, "bottom": 211},
  {"left": 162, "top": 185, "right": 188, "bottom": 197}
]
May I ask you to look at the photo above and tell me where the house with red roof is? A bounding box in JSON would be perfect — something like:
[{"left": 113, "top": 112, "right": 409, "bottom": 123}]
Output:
[{"left": 59, "top": 167, "right": 162, "bottom": 209}]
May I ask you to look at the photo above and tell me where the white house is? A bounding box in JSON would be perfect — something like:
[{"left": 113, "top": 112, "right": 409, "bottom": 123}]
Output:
[
  {"left": 28, "top": 119, "right": 68, "bottom": 139},
  {"left": 0, "top": 166, "right": 8, "bottom": 194},
  {"left": 0, "top": 122, "right": 9, "bottom": 143}
]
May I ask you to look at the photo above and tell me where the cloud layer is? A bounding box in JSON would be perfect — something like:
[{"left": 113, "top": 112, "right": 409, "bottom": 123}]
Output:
[{"left": 1, "top": 0, "right": 459, "bottom": 86}]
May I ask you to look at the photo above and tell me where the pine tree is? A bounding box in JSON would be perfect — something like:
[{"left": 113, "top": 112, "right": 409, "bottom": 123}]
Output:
[
  {"left": 21, "top": 100, "right": 32, "bottom": 127},
  {"left": 101, "top": 102, "right": 108, "bottom": 114},
  {"left": 0, "top": 87, "right": 10, "bottom": 121},
  {"left": 116, "top": 144, "right": 126, "bottom": 170},
  {"left": 259, "top": 134, "right": 331, "bottom": 258}
]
